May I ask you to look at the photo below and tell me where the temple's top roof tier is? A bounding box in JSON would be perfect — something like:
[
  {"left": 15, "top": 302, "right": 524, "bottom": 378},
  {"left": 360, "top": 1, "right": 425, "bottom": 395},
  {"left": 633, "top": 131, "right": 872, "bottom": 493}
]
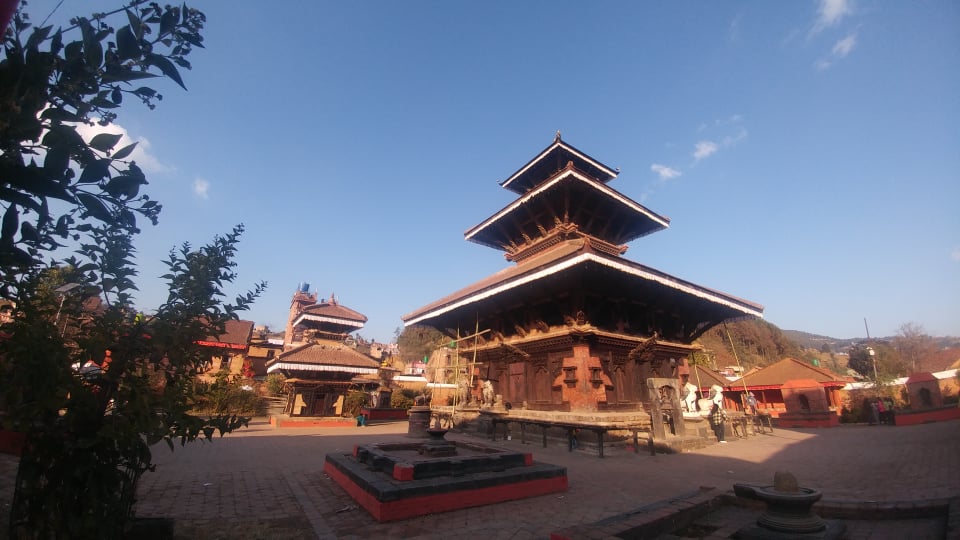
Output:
[
  {"left": 500, "top": 133, "right": 619, "bottom": 194},
  {"left": 467, "top": 135, "right": 670, "bottom": 260}
]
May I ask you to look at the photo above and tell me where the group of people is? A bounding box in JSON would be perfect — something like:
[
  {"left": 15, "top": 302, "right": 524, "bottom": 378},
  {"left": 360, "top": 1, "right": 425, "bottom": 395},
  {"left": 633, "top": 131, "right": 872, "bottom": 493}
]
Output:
[{"left": 868, "top": 397, "right": 895, "bottom": 425}]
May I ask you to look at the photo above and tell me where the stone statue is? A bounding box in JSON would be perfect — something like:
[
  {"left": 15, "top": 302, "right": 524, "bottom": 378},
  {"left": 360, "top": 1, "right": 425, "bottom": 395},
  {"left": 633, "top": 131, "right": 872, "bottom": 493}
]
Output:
[
  {"left": 710, "top": 385, "right": 724, "bottom": 407},
  {"left": 482, "top": 380, "right": 494, "bottom": 407},
  {"left": 681, "top": 381, "right": 698, "bottom": 412}
]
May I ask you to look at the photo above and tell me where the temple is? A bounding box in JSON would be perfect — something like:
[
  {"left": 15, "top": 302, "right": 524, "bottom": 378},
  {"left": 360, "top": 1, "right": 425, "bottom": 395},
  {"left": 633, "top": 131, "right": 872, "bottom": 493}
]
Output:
[
  {"left": 267, "top": 285, "right": 380, "bottom": 417},
  {"left": 402, "top": 134, "right": 763, "bottom": 428}
]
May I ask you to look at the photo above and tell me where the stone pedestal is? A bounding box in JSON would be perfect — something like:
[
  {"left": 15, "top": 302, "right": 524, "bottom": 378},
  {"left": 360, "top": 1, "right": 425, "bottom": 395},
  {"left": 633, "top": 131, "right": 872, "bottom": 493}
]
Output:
[
  {"left": 418, "top": 428, "right": 457, "bottom": 457},
  {"left": 647, "top": 378, "right": 685, "bottom": 438},
  {"left": 733, "top": 472, "right": 845, "bottom": 539},
  {"left": 407, "top": 406, "right": 432, "bottom": 438}
]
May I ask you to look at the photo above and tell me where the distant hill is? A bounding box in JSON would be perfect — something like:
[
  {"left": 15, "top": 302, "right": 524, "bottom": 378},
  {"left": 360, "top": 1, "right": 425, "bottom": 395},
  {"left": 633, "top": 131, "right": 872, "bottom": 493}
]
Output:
[
  {"left": 693, "top": 319, "right": 802, "bottom": 372},
  {"left": 781, "top": 330, "right": 863, "bottom": 352},
  {"left": 782, "top": 329, "right": 960, "bottom": 354}
]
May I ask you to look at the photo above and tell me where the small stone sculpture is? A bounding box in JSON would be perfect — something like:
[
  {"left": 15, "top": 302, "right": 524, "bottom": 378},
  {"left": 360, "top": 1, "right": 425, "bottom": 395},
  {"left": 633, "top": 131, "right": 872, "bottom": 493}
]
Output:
[
  {"left": 681, "top": 381, "right": 698, "bottom": 412},
  {"left": 482, "top": 380, "right": 494, "bottom": 407}
]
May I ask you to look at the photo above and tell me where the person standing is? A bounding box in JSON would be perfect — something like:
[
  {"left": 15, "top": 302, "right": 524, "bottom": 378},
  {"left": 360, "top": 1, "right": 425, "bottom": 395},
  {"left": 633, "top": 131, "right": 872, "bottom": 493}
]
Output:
[
  {"left": 709, "top": 402, "right": 727, "bottom": 443},
  {"left": 746, "top": 392, "right": 758, "bottom": 415},
  {"left": 708, "top": 385, "right": 727, "bottom": 443}
]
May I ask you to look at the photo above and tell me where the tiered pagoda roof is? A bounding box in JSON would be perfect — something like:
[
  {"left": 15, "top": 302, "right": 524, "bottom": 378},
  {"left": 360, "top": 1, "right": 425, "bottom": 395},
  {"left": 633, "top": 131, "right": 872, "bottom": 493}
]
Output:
[
  {"left": 403, "top": 134, "right": 762, "bottom": 344},
  {"left": 292, "top": 294, "right": 367, "bottom": 339},
  {"left": 403, "top": 237, "right": 762, "bottom": 341},
  {"left": 466, "top": 136, "right": 669, "bottom": 262}
]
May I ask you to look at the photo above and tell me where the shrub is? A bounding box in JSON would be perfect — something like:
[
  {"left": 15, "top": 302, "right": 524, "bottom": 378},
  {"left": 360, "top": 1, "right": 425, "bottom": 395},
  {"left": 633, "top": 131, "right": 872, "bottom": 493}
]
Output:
[
  {"left": 265, "top": 373, "right": 286, "bottom": 396},
  {"left": 343, "top": 391, "right": 369, "bottom": 418},
  {"left": 192, "top": 372, "right": 264, "bottom": 416},
  {"left": 391, "top": 388, "right": 418, "bottom": 410},
  {"left": 840, "top": 406, "right": 862, "bottom": 424}
]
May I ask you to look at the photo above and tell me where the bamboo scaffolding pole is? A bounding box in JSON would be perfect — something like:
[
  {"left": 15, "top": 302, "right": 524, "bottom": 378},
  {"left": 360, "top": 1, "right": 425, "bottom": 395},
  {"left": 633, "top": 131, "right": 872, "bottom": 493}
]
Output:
[{"left": 723, "top": 322, "right": 751, "bottom": 410}]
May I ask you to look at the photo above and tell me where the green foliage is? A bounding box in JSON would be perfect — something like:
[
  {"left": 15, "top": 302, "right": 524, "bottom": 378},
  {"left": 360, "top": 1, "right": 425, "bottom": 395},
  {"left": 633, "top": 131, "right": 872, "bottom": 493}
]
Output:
[
  {"left": 265, "top": 373, "right": 286, "bottom": 397},
  {"left": 343, "top": 390, "right": 368, "bottom": 418},
  {"left": 839, "top": 405, "right": 863, "bottom": 424},
  {"left": 0, "top": 0, "right": 204, "bottom": 285},
  {"left": 390, "top": 388, "right": 418, "bottom": 411},
  {"left": 396, "top": 325, "right": 445, "bottom": 367},
  {"left": 847, "top": 342, "right": 906, "bottom": 383},
  {"left": 0, "top": 3, "right": 265, "bottom": 537},
  {"left": 0, "top": 226, "right": 264, "bottom": 538},
  {"left": 191, "top": 372, "right": 264, "bottom": 416}
]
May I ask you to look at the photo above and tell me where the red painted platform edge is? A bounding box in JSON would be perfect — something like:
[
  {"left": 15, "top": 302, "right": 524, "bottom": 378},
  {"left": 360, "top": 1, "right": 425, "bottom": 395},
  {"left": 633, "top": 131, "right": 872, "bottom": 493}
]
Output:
[
  {"left": 894, "top": 407, "right": 960, "bottom": 426},
  {"left": 324, "top": 461, "right": 568, "bottom": 522},
  {"left": 270, "top": 416, "right": 354, "bottom": 428}
]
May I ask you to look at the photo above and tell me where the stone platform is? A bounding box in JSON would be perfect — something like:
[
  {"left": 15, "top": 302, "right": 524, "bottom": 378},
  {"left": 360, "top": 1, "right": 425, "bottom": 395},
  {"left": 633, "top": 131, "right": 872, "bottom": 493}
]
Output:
[{"left": 323, "top": 437, "right": 568, "bottom": 522}]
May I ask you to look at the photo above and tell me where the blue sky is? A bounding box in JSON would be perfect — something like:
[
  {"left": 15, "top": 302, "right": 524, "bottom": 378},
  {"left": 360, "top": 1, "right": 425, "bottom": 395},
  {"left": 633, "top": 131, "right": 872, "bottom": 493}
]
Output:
[{"left": 23, "top": 0, "right": 960, "bottom": 342}]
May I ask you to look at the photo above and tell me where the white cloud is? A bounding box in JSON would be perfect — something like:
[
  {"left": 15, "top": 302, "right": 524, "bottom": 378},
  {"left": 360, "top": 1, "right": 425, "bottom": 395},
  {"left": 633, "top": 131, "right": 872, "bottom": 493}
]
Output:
[
  {"left": 832, "top": 33, "right": 857, "bottom": 57},
  {"left": 650, "top": 164, "right": 681, "bottom": 181},
  {"left": 722, "top": 127, "right": 748, "bottom": 146},
  {"left": 951, "top": 248, "right": 960, "bottom": 262},
  {"left": 814, "top": 0, "right": 852, "bottom": 32},
  {"left": 728, "top": 14, "right": 742, "bottom": 43},
  {"left": 693, "top": 141, "right": 719, "bottom": 161},
  {"left": 75, "top": 121, "right": 170, "bottom": 174},
  {"left": 192, "top": 178, "right": 210, "bottom": 199},
  {"left": 814, "top": 32, "right": 858, "bottom": 70}
]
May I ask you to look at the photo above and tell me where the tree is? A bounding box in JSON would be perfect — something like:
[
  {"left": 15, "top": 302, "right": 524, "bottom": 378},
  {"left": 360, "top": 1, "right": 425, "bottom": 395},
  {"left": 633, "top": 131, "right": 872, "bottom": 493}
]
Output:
[
  {"left": 847, "top": 345, "right": 873, "bottom": 379},
  {"left": 1, "top": 0, "right": 205, "bottom": 287},
  {"left": 396, "top": 324, "right": 445, "bottom": 367},
  {"left": 848, "top": 342, "right": 905, "bottom": 383},
  {"left": 0, "top": 3, "right": 271, "bottom": 537},
  {"left": 892, "top": 322, "right": 936, "bottom": 374},
  {"left": 2, "top": 225, "right": 264, "bottom": 537}
]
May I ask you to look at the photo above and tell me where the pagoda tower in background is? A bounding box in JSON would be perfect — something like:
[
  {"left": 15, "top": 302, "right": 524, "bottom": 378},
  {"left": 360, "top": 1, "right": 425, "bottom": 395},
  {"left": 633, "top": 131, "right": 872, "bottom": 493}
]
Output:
[{"left": 402, "top": 134, "right": 763, "bottom": 416}]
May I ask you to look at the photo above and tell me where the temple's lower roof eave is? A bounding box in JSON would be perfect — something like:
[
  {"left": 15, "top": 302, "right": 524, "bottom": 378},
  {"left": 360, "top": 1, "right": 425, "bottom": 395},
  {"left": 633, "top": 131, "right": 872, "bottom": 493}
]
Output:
[{"left": 403, "top": 252, "right": 763, "bottom": 328}]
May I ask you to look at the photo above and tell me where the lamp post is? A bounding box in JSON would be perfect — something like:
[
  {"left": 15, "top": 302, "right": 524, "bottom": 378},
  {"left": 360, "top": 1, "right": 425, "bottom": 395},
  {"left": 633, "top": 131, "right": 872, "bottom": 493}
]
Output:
[
  {"left": 53, "top": 283, "right": 82, "bottom": 337},
  {"left": 866, "top": 346, "right": 878, "bottom": 388},
  {"left": 53, "top": 283, "right": 81, "bottom": 324}
]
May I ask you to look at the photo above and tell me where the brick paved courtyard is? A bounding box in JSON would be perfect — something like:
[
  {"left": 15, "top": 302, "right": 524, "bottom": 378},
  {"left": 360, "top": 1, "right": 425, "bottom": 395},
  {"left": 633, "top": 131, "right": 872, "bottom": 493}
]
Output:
[{"left": 2, "top": 418, "right": 958, "bottom": 538}]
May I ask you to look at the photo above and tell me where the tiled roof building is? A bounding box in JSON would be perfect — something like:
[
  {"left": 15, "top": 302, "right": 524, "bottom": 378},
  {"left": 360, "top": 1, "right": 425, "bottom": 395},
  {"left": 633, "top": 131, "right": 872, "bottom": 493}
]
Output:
[{"left": 271, "top": 285, "right": 379, "bottom": 417}]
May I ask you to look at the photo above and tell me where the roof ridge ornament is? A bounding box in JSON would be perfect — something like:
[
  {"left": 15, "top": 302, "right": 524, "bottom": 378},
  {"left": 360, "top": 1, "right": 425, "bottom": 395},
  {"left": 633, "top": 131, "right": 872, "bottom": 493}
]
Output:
[{"left": 555, "top": 130, "right": 561, "bottom": 142}]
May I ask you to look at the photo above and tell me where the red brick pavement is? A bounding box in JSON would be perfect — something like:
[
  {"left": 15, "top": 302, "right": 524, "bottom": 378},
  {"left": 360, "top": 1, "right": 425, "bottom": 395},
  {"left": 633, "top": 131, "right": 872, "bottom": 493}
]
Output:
[{"left": 2, "top": 418, "right": 958, "bottom": 538}]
